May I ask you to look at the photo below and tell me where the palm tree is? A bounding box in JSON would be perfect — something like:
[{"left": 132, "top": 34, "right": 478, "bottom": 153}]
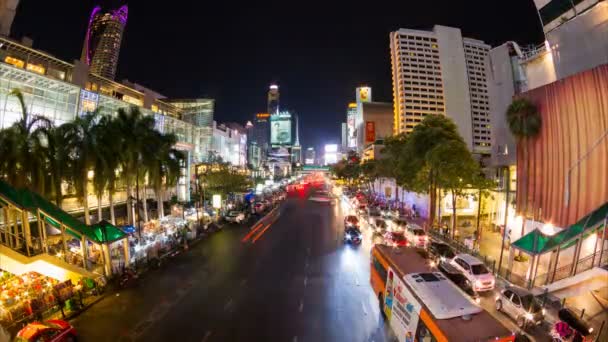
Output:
[
  {"left": 113, "top": 107, "right": 157, "bottom": 226},
  {"left": 507, "top": 98, "right": 541, "bottom": 259},
  {"left": 145, "top": 132, "right": 182, "bottom": 219},
  {"left": 506, "top": 98, "right": 541, "bottom": 218},
  {"left": 0, "top": 89, "right": 51, "bottom": 194},
  {"left": 63, "top": 111, "right": 102, "bottom": 225},
  {"left": 46, "top": 124, "right": 72, "bottom": 207},
  {"left": 97, "top": 116, "right": 121, "bottom": 224}
]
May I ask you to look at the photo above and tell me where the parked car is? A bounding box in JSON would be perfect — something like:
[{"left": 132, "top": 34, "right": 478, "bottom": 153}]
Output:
[
  {"left": 225, "top": 211, "right": 247, "bottom": 223},
  {"left": 449, "top": 254, "right": 495, "bottom": 292},
  {"left": 384, "top": 231, "right": 408, "bottom": 247},
  {"left": 16, "top": 320, "right": 77, "bottom": 342},
  {"left": 495, "top": 286, "right": 545, "bottom": 328},
  {"left": 427, "top": 241, "right": 456, "bottom": 264},
  {"left": 405, "top": 225, "right": 428, "bottom": 248}
]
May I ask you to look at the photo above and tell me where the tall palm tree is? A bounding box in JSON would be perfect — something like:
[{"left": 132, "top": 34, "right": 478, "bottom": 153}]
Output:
[
  {"left": 0, "top": 89, "right": 51, "bottom": 194},
  {"left": 46, "top": 124, "right": 72, "bottom": 207},
  {"left": 97, "top": 116, "right": 121, "bottom": 225},
  {"left": 113, "top": 107, "right": 157, "bottom": 226},
  {"left": 507, "top": 98, "right": 541, "bottom": 257},
  {"left": 145, "top": 132, "right": 182, "bottom": 219},
  {"left": 506, "top": 98, "right": 541, "bottom": 218},
  {"left": 63, "top": 111, "right": 102, "bottom": 225}
]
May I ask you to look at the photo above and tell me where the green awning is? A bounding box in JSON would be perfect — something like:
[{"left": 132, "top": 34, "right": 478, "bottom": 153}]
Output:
[
  {"left": 513, "top": 202, "right": 608, "bottom": 255},
  {"left": 89, "top": 220, "right": 128, "bottom": 243},
  {"left": 0, "top": 179, "right": 126, "bottom": 244}
]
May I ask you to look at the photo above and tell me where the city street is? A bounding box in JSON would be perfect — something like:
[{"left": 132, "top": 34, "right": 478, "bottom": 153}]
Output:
[{"left": 70, "top": 189, "right": 393, "bottom": 342}]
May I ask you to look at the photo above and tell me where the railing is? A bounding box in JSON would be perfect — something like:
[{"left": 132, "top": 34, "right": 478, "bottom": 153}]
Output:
[{"left": 533, "top": 249, "right": 608, "bottom": 286}]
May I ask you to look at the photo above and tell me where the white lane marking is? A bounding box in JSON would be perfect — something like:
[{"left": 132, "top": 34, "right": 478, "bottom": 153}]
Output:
[
  {"left": 299, "top": 299, "right": 304, "bottom": 313},
  {"left": 201, "top": 331, "right": 212, "bottom": 342},
  {"left": 223, "top": 298, "right": 233, "bottom": 311},
  {"left": 304, "top": 276, "right": 308, "bottom": 287},
  {"left": 361, "top": 301, "right": 368, "bottom": 316}
]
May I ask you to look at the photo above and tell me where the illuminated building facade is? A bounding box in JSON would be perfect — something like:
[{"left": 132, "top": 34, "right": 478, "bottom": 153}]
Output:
[
  {"left": 390, "top": 25, "right": 491, "bottom": 154},
  {"left": 251, "top": 112, "right": 270, "bottom": 164},
  {"left": 305, "top": 148, "right": 315, "bottom": 165},
  {"left": 81, "top": 4, "right": 128, "bottom": 80},
  {"left": 212, "top": 122, "right": 247, "bottom": 167}
]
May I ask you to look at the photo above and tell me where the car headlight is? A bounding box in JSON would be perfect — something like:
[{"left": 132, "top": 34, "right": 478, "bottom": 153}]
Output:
[
  {"left": 541, "top": 309, "right": 546, "bottom": 315},
  {"left": 346, "top": 234, "right": 352, "bottom": 240},
  {"left": 525, "top": 312, "right": 534, "bottom": 321}
]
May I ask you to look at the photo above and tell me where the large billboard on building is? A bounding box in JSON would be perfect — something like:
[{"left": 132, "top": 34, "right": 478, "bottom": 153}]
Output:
[
  {"left": 347, "top": 104, "right": 357, "bottom": 148},
  {"left": 324, "top": 144, "right": 338, "bottom": 165},
  {"left": 270, "top": 113, "right": 292, "bottom": 146},
  {"left": 365, "top": 121, "right": 375, "bottom": 143}
]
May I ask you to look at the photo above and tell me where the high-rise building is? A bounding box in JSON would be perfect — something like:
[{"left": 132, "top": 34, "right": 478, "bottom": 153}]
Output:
[
  {"left": 81, "top": 4, "right": 128, "bottom": 80},
  {"left": 341, "top": 122, "right": 347, "bottom": 150},
  {"left": 390, "top": 25, "right": 492, "bottom": 154},
  {"left": 305, "top": 148, "right": 315, "bottom": 165},
  {"left": 0, "top": 0, "right": 19, "bottom": 37},
  {"left": 251, "top": 112, "right": 270, "bottom": 163},
  {"left": 268, "top": 84, "right": 280, "bottom": 115}
]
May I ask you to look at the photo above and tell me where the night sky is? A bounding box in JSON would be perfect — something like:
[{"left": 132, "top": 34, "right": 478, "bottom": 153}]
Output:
[{"left": 12, "top": 0, "right": 543, "bottom": 152}]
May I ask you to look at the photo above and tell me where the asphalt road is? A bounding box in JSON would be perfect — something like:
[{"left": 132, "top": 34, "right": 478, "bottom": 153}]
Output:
[{"left": 71, "top": 189, "right": 393, "bottom": 342}]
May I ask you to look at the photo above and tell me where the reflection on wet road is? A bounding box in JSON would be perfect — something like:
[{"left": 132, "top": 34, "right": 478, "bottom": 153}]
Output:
[{"left": 71, "top": 191, "right": 392, "bottom": 342}]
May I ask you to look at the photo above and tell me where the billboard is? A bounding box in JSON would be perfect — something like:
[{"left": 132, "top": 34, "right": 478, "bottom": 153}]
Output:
[
  {"left": 356, "top": 86, "right": 372, "bottom": 103},
  {"left": 385, "top": 267, "right": 422, "bottom": 342},
  {"left": 270, "top": 114, "right": 292, "bottom": 146},
  {"left": 365, "top": 121, "right": 376, "bottom": 143},
  {"left": 324, "top": 144, "right": 338, "bottom": 165},
  {"left": 347, "top": 107, "right": 357, "bottom": 148}
]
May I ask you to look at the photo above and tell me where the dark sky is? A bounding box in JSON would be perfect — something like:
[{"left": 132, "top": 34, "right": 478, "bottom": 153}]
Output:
[{"left": 12, "top": 0, "right": 543, "bottom": 152}]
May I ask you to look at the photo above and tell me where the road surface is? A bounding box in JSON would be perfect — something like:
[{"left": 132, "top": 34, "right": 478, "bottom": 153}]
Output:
[{"left": 71, "top": 190, "right": 392, "bottom": 341}]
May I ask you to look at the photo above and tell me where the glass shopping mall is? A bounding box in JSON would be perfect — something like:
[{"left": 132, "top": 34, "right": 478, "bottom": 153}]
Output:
[{"left": 0, "top": 37, "right": 217, "bottom": 200}]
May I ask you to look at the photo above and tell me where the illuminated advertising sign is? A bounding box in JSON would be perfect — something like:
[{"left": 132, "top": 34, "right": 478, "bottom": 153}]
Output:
[
  {"left": 365, "top": 121, "right": 376, "bottom": 143},
  {"left": 212, "top": 194, "right": 222, "bottom": 209},
  {"left": 79, "top": 90, "right": 99, "bottom": 117},
  {"left": 347, "top": 107, "right": 357, "bottom": 148},
  {"left": 385, "top": 268, "right": 422, "bottom": 341},
  {"left": 324, "top": 144, "right": 338, "bottom": 165},
  {"left": 256, "top": 113, "right": 270, "bottom": 119},
  {"left": 270, "top": 114, "right": 292, "bottom": 146},
  {"left": 356, "top": 87, "right": 372, "bottom": 104}
]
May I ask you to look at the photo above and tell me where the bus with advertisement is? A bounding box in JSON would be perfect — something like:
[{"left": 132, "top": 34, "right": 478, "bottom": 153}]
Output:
[{"left": 370, "top": 245, "right": 516, "bottom": 342}]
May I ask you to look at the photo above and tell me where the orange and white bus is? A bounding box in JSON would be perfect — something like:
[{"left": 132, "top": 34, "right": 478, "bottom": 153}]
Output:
[{"left": 370, "top": 245, "right": 516, "bottom": 342}]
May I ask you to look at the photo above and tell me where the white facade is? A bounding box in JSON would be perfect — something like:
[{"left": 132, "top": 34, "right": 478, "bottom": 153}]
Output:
[
  {"left": 212, "top": 121, "right": 247, "bottom": 167},
  {"left": 390, "top": 25, "right": 491, "bottom": 154}
]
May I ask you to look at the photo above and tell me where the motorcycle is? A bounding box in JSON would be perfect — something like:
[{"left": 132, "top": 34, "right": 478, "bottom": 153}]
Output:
[{"left": 119, "top": 268, "right": 138, "bottom": 288}]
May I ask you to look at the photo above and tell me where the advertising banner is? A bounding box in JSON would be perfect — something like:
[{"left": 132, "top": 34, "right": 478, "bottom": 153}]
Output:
[
  {"left": 365, "top": 121, "right": 376, "bottom": 143},
  {"left": 270, "top": 115, "right": 292, "bottom": 146},
  {"left": 389, "top": 272, "right": 422, "bottom": 342}
]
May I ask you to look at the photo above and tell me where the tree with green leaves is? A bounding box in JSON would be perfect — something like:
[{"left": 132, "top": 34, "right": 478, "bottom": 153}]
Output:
[
  {"left": 45, "top": 124, "right": 72, "bottom": 207},
  {"left": 200, "top": 167, "right": 251, "bottom": 200},
  {"left": 399, "top": 115, "right": 467, "bottom": 226},
  {"left": 427, "top": 141, "right": 479, "bottom": 238}
]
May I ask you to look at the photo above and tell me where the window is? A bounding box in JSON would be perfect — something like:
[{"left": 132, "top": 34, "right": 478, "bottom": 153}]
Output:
[{"left": 512, "top": 294, "right": 521, "bottom": 306}]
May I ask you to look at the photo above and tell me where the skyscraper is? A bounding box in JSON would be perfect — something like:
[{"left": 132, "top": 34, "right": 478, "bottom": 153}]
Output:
[
  {"left": 268, "top": 84, "right": 280, "bottom": 115},
  {"left": 81, "top": 4, "right": 128, "bottom": 80},
  {"left": 0, "top": 0, "right": 19, "bottom": 37},
  {"left": 390, "top": 25, "right": 491, "bottom": 154}
]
